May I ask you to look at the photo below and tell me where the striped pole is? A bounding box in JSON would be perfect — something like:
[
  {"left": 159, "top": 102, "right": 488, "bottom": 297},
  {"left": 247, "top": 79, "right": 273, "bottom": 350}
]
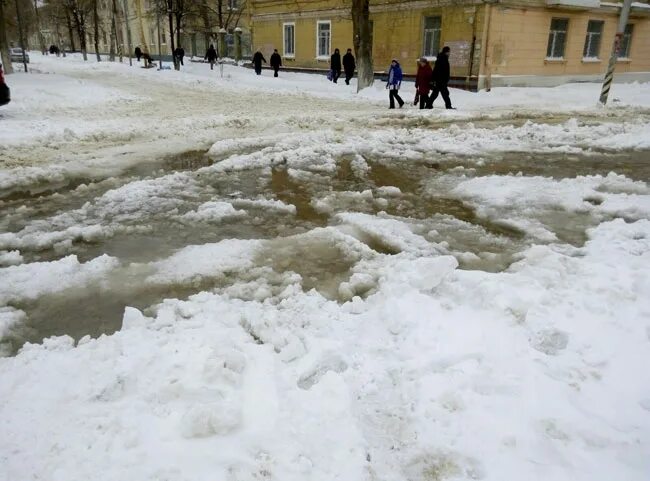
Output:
[{"left": 600, "top": 0, "right": 633, "bottom": 105}]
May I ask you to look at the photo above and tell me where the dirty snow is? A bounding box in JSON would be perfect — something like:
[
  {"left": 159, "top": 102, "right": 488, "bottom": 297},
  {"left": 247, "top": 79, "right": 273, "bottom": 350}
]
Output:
[{"left": 1, "top": 52, "right": 649, "bottom": 481}]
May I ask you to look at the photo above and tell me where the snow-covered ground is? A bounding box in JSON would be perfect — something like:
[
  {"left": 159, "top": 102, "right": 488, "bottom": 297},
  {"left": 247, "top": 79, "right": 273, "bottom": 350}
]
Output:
[{"left": 1, "top": 53, "right": 649, "bottom": 481}]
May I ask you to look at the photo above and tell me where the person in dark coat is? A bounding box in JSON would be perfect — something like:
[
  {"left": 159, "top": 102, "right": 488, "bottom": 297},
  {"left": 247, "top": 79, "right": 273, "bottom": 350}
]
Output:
[
  {"left": 428, "top": 46, "right": 453, "bottom": 109},
  {"left": 205, "top": 44, "right": 218, "bottom": 70},
  {"left": 386, "top": 59, "right": 404, "bottom": 109},
  {"left": 342, "top": 48, "right": 355, "bottom": 85},
  {"left": 174, "top": 46, "right": 185, "bottom": 66},
  {"left": 330, "top": 48, "right": 342, "bottom": 83},
  {"left": 252, "top": 50, "right": 266, "bottom": 75},
  {"left": 415, "top": 57, "right": 433, "bottom": 110},
  {"left": 270, "top": 49, "right": 282, "bottom": 77},
  {"left": 134, "top": 46, "right": 142, "bottom": 62}
]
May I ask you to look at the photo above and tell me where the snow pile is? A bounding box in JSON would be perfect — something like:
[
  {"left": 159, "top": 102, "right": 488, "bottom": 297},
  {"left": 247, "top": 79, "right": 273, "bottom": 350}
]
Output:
[
  {"left": 0, "top": 254, "right": 119, "bottom": 305},
  {"left": 177, "top": 201, "right": 247, "bottom": 223},
  {"left": 1, "top": 218, "right": 649, "bottom": 480},
  {"left": 448, "top": 172, "right": 650, "bottom": 240}
]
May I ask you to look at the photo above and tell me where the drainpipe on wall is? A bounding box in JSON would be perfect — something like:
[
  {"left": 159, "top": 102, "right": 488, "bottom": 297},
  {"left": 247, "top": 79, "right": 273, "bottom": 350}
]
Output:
[
  {"left": 480, "top": 0, "right": 495, "bottom": 91},
  {"left": 467, "top": 5, "right": 478, "bottom": 83}
]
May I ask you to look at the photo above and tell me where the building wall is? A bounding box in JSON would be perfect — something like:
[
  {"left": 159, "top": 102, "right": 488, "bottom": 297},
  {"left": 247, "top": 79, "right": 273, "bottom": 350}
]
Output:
[
  {"left": 251, "top": 0, "right": 650, "bottom": 86},
  {"left": 251, "top": 0, "right": 485, "bottom": 75},
  {"left": 486, "top": 5, "right": 650, "bottom": 79}
]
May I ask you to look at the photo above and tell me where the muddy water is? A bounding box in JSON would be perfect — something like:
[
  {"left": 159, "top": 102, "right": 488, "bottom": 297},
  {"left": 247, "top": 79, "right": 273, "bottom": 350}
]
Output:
[{"left": 1, "top": 147, "right": 648, "bottom": 355}]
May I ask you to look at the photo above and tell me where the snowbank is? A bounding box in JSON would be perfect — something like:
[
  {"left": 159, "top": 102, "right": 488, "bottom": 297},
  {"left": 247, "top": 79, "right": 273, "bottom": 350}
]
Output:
[{"left": 1, "top": 218, "right": 649, "bottom": 481}]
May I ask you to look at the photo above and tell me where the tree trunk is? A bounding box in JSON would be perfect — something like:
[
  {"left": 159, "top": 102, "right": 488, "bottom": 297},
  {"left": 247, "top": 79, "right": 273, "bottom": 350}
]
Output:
[
  {"left": 65, "top": 8, "right": 76, "bottom": 52},
  {"left": 33, "top": 0, "right": 47, "bottom": 54},
  {"left": 70, "top": 4, "right": 88, "bottom": 61},
  {"left": 0, "top": 0, "right": 13, "bottom": 73},
  {"left": 175, "top": 12, "right": 181, "bottom": 51},
  {"left": 200, "top": 0, "right": 211, "bottom": 51},
  {"left": 55, "top": 9, "right": 66, "bottom": 56},
  {"left": 167, "top": 4, "right": 177, "bottom": 70},
  {"left": 109, "top": 15, "right": 115, "bottom": 60},
  {"left": 92, "top": 0, "right": 100, "bottom": 61},
  {"left": 111, "top": 0, "right": 121, "bottom": 61},
  {"left": 351, "top": 0, "right": 373, "bottom": 92}
]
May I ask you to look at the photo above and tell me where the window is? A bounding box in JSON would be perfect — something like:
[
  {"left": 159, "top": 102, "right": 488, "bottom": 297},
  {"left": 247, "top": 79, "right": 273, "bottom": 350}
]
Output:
[
  {"left": 161, "top": 30, "right": 166, "bottom": 45},
  {"left": 317, "top": 21, "right": 331, "bottom": 58},
  {"left": 583, "top": 20, "right": 604, "bottom": 59},
  {"left": 102, "top": 31, "right": 107, "bottom": 46},
  {"left": 228, "top": 0, "right": 238, "bottom": 10},
  {"left": 546, "top": 18, "right": 568, "bottom": 59},
  {"left": 283, "top": 23, "right": 295, "bottom": 57},
  {"left": 423, "top": 16, "right": 441, "bottom": 58},
  {"left": 150, "top": 27, "right": 156, "bottom": 45},
  {"left": 618, "top": 23, "right": 633, "bottom": 58}
]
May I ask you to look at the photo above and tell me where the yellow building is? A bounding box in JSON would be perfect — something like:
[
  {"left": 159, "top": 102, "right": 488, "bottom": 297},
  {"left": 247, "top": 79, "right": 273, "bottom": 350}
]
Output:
[{"left": 250, "top": 0, "right": 650, "bottom": 88}]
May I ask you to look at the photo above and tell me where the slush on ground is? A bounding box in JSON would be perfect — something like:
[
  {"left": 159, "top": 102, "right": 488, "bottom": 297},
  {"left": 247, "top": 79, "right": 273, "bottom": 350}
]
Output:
[{"left": 0, "top": 54, "right": 649, "bottom": 481}]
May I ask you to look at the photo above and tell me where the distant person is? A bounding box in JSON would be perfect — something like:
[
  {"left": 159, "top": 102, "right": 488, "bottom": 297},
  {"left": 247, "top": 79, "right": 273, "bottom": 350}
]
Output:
[
  {"left": 142, "top": 52, "right": 153, "bottom": 68},
  {"left": 386, "top": 59, "right": 404, "bottom": 109},
  {"left": 205, "top": 44, "right": 218, "bottom": 70},
  {"left": 252, "top": 49, "right": 266, "bottom": 75},
  {"left": 134, "top": 46, "right": 142, "bottom": 62},
  {"left": 428, "top": 46, "right": 453, "bottom": 109},
  {"left": 330, "top": 48, "right": 341, "bottom": 83},
  {"left": 342, "top": 48, "right": 355, "bottom": 85},
  {"left": 174, "top": 46, "right": 185, "bottom": 66},
  {"left": 414, "top": 57, "right": 433, "bottom": 109},
  {"left": 270, "top": 49, "right": 282, "bottom": 77}
]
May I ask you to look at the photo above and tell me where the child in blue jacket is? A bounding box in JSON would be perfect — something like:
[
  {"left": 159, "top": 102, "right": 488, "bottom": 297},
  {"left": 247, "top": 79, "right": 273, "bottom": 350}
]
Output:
[{"left": 386, "top": 59, "right": 404, "bottom": 109}]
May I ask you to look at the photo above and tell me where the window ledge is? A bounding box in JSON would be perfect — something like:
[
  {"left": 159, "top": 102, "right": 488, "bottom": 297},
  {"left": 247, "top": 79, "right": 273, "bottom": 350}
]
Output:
[
  {"left": 545, "top": 57, "right": 566, "bottom": 63},
  {"left": 283, "top": 55, "right": 295, "bottom": 60},
  {"left": 581, "top": 57, "right": 601, "bottom": 63},
  {"left": 616, "top": 57, "right": 631, "bottom": 63},
  {"left": 315, "top": 56, "right": 330, "bottom": 61}
]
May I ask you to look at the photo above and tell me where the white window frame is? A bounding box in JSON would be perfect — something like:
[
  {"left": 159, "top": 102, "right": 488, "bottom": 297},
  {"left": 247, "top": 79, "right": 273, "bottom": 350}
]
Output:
[
  {"left": 546, "top": 18, "right": 568, "bottom": 60},
  {"left": 283, "top": 22, "right": 295, "bottom": 58},
  {"left": 422, "top": 16, "right": 442, "bottom": 59},
  {"left": 161, "top": 30, "right": 167, "bottom": 45},
  {"left": 583, "top": 20, "right": 604, "bottom": 60},
  {"left": 316, "top": 20, "right": 331, "bottom": 60},
  {"left": 228, "top": 0, "right": 239, "bottom": 11}
]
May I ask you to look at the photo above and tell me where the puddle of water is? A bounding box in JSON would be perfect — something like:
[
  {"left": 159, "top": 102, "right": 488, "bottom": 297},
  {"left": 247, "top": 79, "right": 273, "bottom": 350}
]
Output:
[
  {"left": 443, "top": 150, "right": 650, "bottom": 181},
  {"left": 3, "top": 145, "right": 647, "bottom": 355}
]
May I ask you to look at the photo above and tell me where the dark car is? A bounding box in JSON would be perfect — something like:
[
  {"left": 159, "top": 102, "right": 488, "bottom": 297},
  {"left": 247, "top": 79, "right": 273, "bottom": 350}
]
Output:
[{"left": 0, "top": 63, "right": 10, "bottom": 106}]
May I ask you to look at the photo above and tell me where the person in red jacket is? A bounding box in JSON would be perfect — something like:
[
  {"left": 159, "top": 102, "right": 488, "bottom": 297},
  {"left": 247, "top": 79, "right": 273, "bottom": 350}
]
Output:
[{"left": 414, "top": 57, "right": 433, "bottom": 110}]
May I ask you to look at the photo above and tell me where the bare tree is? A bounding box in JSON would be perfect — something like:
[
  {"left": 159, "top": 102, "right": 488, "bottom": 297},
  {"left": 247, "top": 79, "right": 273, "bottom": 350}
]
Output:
[
  {"left": 32, "top": 0, "right": 47, "bottom": 53},
  {"left": 64, "top": 5, "right": 75, "bottom": 51},
  {"left": 351, "top": 0, "right": 373, "bottom": 91},
  {"left": 91, "top": 0, "right": 99, "bottom": 60},
  {"left": 0, "top": 0, "right": 14, "bottom": 72},
  {"left": 64, "top": 0, "right": 89, "bottom": 60}
]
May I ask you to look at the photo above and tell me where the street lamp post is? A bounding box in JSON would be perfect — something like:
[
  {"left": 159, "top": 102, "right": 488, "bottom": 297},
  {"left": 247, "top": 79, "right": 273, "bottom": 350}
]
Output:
[{"left": 599, "top": 0, "right": 633, "bottom": 105}]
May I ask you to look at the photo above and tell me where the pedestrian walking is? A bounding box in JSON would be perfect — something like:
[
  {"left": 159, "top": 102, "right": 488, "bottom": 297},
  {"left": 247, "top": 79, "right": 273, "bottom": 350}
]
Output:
[
  {"left": 270, "top": 49, "right": 282, "bottom": 77},
  {"left": 205, "top": 44, "right": 218, "bottom": 70},
  {"left": 415, "top": 57, "right": 433, "bottom": 110},
  {"left": 386, "top": 59, "right": 404, "bottom": 109},
  {"left": 330, "top": 48, "right": 342, "bottom": 83},
  {"left": 428, "top": 46, "right": 454, "bottom": 109},
  {"left": 252, "top": 49, "right": 266, "bottom": 75},
  {"left": 134, "top": 46, "right": 142, "bottom": 62},
  {"left": 142, "top": 52, "right": 153, "bottom": 68},
  {"left": 343, "top": 48, "right": 355, "bottom": 85},
  {"left": 174, "top": 46, "right": 185, "bottom": 67}
]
